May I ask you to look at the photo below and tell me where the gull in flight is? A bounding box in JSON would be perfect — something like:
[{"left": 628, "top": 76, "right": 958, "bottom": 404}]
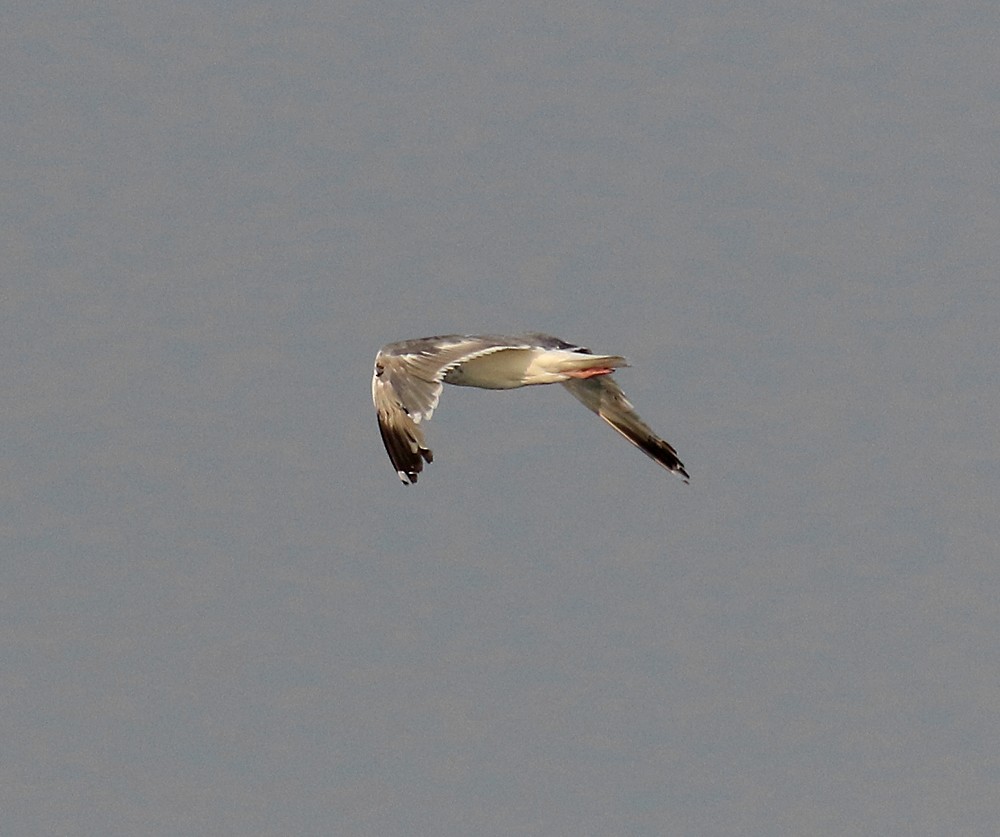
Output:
[{"left": 372, "top": 333, "right": 689, "bottom": 485}]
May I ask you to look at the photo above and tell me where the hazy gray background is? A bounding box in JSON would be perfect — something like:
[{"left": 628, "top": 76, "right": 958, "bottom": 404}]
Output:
[{"left": 3, "top": 1, "right": 999, "bottom": 834}]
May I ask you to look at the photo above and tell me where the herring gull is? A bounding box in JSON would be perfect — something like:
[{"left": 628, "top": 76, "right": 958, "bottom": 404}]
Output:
[{"left": 372, "top": 333, "right": 689, "bottom": 485}]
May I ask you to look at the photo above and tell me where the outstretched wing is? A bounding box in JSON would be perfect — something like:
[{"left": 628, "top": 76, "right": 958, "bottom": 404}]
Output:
[
  {"left": 562, "top": 376, "right": 689, "bottom": 482},
  {"left": 371, "top": 336, "right": 532, "bottom": 484}
]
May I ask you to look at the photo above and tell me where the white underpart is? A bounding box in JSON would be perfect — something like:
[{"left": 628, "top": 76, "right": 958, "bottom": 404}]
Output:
[
  {"left": 445, "top": 348, "right": 624, "bottom": 389},
  {"left": 523, "top": 350, "right": 607, "bottom": 383}
]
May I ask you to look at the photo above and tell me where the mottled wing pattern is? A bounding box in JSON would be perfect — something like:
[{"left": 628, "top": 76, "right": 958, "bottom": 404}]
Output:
[
  {"left": 562, "top": 376, "right": 690, "bottom": 482},
  {"left": 371, "top": 336, "right": 534, "bottom": 484}
]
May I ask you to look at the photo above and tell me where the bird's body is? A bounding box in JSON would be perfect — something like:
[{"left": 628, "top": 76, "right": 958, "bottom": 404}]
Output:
[{"left": 371, "top": 333, "right": 689, "bottom": 485}]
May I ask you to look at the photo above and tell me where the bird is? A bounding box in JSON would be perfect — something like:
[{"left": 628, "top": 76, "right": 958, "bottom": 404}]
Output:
[{"left": 371, "top": 333, "right": 689, "bottom": 485}]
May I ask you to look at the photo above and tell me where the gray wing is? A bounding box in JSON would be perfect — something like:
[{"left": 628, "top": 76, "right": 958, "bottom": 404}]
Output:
[
  {"left": 371, "top": 336, "right": 534, "bottom": 484},
  {"left": 562, "top": 376, "right": 690, "bottom": 482}
]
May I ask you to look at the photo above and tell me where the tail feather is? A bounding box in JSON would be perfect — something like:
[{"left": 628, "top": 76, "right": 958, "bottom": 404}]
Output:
[{"left": 563, "top": 353, "right": 628, "bottom": 372}]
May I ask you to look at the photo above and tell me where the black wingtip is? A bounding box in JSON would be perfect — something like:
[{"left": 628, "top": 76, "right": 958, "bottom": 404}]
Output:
[
  {"left": 398, "top": 447, "right": 433, "bottom": 485},
  {"left": 635, "top": 435, "right": 690, "bottom": 483}
]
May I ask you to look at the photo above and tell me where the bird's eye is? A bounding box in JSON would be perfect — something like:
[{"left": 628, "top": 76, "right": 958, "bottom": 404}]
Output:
[{"left": 374, "top": 363, "right": 384, "bottom": 377}]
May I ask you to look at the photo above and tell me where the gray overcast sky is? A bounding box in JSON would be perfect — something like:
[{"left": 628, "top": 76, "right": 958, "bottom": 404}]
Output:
[{"left": 3, "top": 1, "right": 999, "bottom": 834}]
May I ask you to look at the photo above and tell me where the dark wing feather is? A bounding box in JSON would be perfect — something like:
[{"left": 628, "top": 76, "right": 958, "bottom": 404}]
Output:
[
  {"left": 372, "top": 377, "right": 433, "bottom": 484},
  {"left": 562, "top": 376, "right": 689, "bottom": 482},
  {"left": 372, "top": 336, "right": 536, "bottom": 484}
]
